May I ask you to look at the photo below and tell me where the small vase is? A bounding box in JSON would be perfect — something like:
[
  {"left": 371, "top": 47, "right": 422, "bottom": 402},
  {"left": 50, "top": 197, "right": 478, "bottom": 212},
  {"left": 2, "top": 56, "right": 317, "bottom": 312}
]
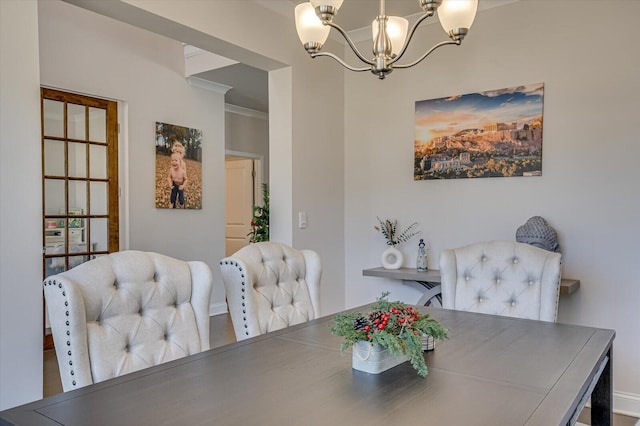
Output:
[
  {"left": 381, "top": 246, "right": 403, "bottom": 269},
  {"left": 352, "top": 341, "right": 407, "bottom": 374}
]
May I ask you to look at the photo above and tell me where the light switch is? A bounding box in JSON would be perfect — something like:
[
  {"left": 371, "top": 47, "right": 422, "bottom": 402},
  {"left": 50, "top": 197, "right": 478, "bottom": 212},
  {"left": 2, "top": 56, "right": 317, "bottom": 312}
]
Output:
[{"left": 298, "top": 211, "right": 307, "bottom": 229}]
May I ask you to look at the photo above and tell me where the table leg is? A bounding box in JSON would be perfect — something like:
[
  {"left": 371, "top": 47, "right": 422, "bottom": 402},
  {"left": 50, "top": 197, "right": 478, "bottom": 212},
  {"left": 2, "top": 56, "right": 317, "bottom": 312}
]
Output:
[{"left": 591, "top": 347, "right": 612, "bottom": 426}]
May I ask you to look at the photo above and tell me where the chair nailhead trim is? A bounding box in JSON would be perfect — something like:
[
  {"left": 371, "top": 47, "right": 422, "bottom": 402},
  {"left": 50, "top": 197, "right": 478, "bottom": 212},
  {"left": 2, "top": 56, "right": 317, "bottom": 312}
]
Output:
[{"left": 45, "top": 279, "right": 78, "bottom": 388}]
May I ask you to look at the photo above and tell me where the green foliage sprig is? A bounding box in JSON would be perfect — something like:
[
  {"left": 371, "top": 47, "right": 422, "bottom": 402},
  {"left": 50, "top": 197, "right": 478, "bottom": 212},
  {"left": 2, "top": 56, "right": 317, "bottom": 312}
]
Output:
[
  {"left": 374, "top": 217, "right": 420, "bottom": 247},
  {"left": 330, "top": 292, "right": 448, "bottom": 377},
  {"left": 248, "top": 183, "right": 269, "bottom": 243}
]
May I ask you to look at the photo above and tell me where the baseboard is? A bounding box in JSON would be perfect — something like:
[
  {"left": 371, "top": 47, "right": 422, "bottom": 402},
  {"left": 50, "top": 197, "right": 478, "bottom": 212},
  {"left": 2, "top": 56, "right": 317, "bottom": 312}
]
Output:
[
  {"left": 209, "top": 302, "right": 228, "bottom": 316},
  {"left": 614, "top": 391, "right": 640, "bottom": 419},
  {"left": 586, "top": 391, "right": 640, "bottom": 419}
]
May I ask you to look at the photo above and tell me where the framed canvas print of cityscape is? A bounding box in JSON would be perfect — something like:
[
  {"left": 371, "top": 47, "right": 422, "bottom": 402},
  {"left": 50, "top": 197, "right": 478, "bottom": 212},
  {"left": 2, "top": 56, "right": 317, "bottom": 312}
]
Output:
[
  {"left": 414, "top": 83, "right": 544, "bottom": 180},
  {"left": 155, "top": 121, "right": 203, "bottom": 209}
]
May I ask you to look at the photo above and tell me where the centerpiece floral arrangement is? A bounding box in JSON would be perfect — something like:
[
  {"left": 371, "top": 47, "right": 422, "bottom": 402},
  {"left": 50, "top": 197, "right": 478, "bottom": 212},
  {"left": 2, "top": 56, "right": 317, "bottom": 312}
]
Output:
[
  {"left": 330, "top": 292, "right": 448, "bottom": 377},
  {"left": 374, "top": 217, "right": 420, "bottom": 247}
]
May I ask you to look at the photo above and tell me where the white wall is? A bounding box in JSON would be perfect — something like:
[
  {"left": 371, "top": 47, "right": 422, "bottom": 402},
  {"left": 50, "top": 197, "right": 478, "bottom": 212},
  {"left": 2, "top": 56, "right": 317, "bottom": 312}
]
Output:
[
  {"left": 92, "top": 0, "right": 347, "bottom": 316},
  {"left": 37, "top": 0, "right": 228, "bottom": 312},
  {"left": 225, "top": 109, "right": 269, "bottom": 180},
  {"left": 0, "top": 0, "right": 43, "bottom": 410},
  {"left": 344, "top": 0, "right": 640, "bottom": 414}
]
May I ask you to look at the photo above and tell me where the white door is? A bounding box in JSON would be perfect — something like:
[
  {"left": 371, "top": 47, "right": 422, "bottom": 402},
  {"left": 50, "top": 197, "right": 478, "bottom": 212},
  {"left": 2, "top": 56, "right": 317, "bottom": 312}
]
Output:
[{"left": 225, "top": 158, "right": 254, "bottom": 256}]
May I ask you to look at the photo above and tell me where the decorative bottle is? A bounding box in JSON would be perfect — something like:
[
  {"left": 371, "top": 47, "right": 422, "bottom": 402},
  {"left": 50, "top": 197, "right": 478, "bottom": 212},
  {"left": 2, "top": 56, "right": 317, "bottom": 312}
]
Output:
[{"left": 416, "top": 239, "right": 428, "bottom": 272}]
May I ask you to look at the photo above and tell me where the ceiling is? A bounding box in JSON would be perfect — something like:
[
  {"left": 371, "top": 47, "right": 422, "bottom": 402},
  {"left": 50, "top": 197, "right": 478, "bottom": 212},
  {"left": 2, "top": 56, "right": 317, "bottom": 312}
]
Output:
[
  {"left": 193, "top": 63, "right": 269, "bottom": 113},
  {"left": 193, "top": 0, "right": 518, "bottom": 114}
]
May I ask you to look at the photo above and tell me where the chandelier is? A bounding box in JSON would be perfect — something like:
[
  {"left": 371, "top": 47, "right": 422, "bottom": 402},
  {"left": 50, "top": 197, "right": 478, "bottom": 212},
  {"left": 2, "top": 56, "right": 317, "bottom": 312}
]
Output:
[{"left": 294, "top": 0, "right": 478, "bottom": 79}]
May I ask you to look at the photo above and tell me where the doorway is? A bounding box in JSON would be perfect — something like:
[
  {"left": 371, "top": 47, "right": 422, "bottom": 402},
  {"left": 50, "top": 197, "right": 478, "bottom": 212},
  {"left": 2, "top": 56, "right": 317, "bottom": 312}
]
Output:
[
  {"left": 41, "top": 87, "right": 119, "bottom": 349},
  {"left": 225, "top": 153, "right": 262, "bottom": 256}
]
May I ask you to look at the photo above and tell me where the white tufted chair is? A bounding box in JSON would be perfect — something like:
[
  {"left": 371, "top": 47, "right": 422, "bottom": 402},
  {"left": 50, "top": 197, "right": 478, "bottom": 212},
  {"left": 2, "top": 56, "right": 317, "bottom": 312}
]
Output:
[
  {"left": 439, "top": 240, "right": 562, "bottom": 322},
  {"left": 43, "top": 250, "right": 213, "bottom": 392},
  {"left": 220, "top": 242, "right": 321, "bottom": 341}
]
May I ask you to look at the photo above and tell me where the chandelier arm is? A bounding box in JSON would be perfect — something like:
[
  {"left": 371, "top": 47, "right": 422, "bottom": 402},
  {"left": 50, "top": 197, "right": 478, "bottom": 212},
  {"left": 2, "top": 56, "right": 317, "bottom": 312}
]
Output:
[
  {"left": 393, "top": 40, "right": 460, "bottom": 69},
  {"left": 388, "top": 12, "right": 434, "bottom": 66},
  {"left": 310, "top": 52, "right": 371, "bottom": 72},
  {"left": 326, "top": 22, "right": 375, "bottom": 66}
]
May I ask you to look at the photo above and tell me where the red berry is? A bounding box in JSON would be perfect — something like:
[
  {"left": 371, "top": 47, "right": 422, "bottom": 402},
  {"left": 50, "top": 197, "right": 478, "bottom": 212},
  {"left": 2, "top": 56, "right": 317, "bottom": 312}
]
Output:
[
  {"left": 367, "top": 334, "right": 371, "bottom": 339},
  {"left": 364, "top": 325, "right": 370, "bottom": 331},
  {"left": 374, "top": 319, "right": 380, "bottom": 324},
  {"left": 378, "top": 324, "right": 385, "bottom": 330}
]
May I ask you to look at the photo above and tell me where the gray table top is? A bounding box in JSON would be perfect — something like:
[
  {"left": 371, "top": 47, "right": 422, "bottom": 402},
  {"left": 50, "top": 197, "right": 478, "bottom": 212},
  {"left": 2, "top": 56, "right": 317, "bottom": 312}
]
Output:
[{"left": 1, "top": 307, "right": 614, "bottom": 426}]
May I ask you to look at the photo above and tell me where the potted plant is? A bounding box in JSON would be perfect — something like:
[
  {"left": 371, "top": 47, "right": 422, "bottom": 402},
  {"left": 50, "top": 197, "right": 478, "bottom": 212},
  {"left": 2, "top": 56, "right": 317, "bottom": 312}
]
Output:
[
  {"left": 374, "top": 217, "right": 420, "bottom": 269},
  {"left": 248, "top": 183, "right": 269, "bottom": 243},
  {"left": 330, "top": 292, "right": 448, "bottom": 377}
]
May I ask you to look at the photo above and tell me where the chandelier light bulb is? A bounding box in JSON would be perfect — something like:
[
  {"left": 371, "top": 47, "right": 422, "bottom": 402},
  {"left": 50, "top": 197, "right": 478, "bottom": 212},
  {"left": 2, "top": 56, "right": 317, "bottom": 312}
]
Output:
[
  {"left": 372, "top": 16, "right": 409, "bottom": 57},
  {"left": 295, "top": 3, "right": 330, "bottom": 48},
  {"left": 438, "top": 0, "right": 478, "bottom": 37}
]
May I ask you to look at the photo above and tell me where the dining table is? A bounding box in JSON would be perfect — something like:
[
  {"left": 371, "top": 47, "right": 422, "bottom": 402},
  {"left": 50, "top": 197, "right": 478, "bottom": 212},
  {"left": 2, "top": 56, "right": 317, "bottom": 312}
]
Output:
[{"left": 0, "top": 305, "right": 614, "bottom": 426}]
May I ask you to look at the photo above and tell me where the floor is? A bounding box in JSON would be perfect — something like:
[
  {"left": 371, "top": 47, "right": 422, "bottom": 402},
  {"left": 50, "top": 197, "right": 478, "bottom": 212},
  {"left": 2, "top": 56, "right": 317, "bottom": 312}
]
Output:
[{"left": 44, "top": 314, "right": 638, "bottom": 426}]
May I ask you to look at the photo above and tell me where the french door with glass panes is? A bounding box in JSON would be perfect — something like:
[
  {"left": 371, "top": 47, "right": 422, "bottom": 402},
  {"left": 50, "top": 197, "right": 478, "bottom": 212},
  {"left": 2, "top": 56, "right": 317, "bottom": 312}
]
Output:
[{"left": 41, "top": 88, "right": 118, "bottom": 281}]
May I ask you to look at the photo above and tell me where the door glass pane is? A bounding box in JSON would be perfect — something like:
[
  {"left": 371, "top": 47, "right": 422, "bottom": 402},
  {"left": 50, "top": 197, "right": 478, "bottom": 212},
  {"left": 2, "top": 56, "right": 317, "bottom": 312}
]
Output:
[
  {"left": 68, "top": 142, "right": 87, "bottom": 178},
  {"left": 68, "top": 216, "right": 85, "bottom": 252},
  {"left": 69, "top": 255, "right": 88, "bottom": 270},
  {"left": 90, "top": 181, "right": 108, "bottom": 215},
  {"left": 70, "top": 240, "right": 88, "bottom": 254},
  {"left": 44, "top": 219, "right": 65, "bottom": 254},
  {"left": 68, "top": 181, "right": 86, "bottom": 214},
  {"left": 44, "top": 139, "right": 65, "bottom": 176},
  {"left": 89, "top": 144, "right": 107, "bottom": 179},
  {"left": 89, "top": 107, "right": 106, "bottom": 142},
  {"left": 45, "top": 257, "right": 66, "bottom": 278},
  {"left": 90, "top": 218, "right": 108, "bottom": 252},
  {"left": 43, "top": 100, "right": 64, "bottom": 138},
  {"left": 67, "top": 103, "right": 86, "bottom": 140},
  {"left": 44, "top": 179, "right": 65, "bottom": 215}
]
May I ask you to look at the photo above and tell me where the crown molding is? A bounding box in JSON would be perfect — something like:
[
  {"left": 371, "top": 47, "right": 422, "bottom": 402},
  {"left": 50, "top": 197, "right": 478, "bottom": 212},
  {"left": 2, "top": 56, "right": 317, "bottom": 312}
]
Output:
[
  {"left": 186, "top": 77, "right": 232, "bottom": 94},
  {"left": 225, "top": 104, "right": 268, "bottom": 120}
]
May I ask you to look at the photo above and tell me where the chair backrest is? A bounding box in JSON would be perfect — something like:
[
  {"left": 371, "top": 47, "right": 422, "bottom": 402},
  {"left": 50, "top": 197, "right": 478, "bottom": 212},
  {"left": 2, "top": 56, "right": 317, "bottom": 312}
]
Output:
[
  {"left": 43, "top": 250, "right": 213, "bottom": 392},
  {"left": 439, "top": 240, "right": 562, "bottom": 322},
  {"left": 220, "top": 242, "right": 321, "bottom": 341}
]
